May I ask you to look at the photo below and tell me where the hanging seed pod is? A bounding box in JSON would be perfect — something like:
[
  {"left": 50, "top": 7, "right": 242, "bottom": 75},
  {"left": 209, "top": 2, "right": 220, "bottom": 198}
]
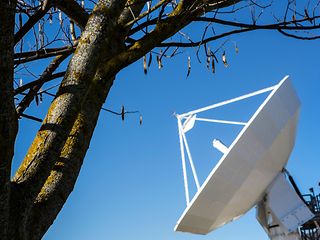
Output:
[
  {"left": 147, "top": 1, "right": 151, "bottom": 12},
  {"left": 121, "top": 105, "right": 125, "bottom": 121},
  {"left": 42, "top": 0, "right": 49, "bottom": 10},
  {"left": 222, "top": 51, "right": 228, "bottom": 68},
  {"left": 49, "top": 9, "right": 53, "bottom": 24},
  {"left": 292, "top": 13, "right": 296, "bottom": 22},
  {"left": 157, "top": 50, "right": 164, "bottom": 69},
  {"left": 187, "top": 56, "right": 191, "bottom": 78},
  {"left": 39, "top": 88, "right": 43, "bottom": 103},
  {"left": 70, "top": 20, "right": 76, "bottom": 42},
  {"left": 157, "top": 55, "right": 163, "bottom": 69},
  {"left": 35, "top": 94, "right": 39, "bottom": 106},
  {"left": 206, "top": 56, "right": 210, "bottom": 70},
  {"left": 212, "top": 57, "right": 215, "bottom": 73},
  {"left": 19, "top": 13, "right": 23, "bottom": 29},
  {"left": 235, "top": 44, "right": 239, "bottom": 54},
  {"left": 148, "top": 52, "right": 152, "bottom": 67},
  {"left": 81, "top": 0, "right": 85, "bottom": 8},
  {"left": 39, "top": 21, "right": 44, "bottom": 48},
  {"left": 206, "top": 47, "right": 211, "bottom": 70},
  {"left": 139, "top": 115, "right": 143, "bottom": 125},
  {"left": 59, "top": 10, "right": 63, "bottom": 26},
  {"left": 143, "top": 55, "right": 147, "bottom": 74},
  {"left": 304, "top": 9, "right": 311, "bottom": 23},
  {"left": 19, "top": 79, "right": 23, "bottom": 87}
]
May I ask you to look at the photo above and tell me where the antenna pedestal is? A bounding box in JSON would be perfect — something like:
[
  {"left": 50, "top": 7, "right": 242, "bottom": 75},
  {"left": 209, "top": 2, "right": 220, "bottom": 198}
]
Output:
[{"left": 256, "top": 173, "right": 314, "bottom": 240}]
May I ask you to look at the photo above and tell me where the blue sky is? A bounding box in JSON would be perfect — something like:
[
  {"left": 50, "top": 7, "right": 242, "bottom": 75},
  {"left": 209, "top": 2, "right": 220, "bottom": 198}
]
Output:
[{"left": 12, "top": 6, "right": 320, "bottom": 240}]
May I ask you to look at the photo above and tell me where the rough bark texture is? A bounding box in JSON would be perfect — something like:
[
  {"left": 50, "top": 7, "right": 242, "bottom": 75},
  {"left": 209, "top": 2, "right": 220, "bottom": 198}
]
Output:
[
  {"left": 27, "top": 73, "right": 115, "bottom": 240},
  {"left": 11, "top": 1, "right": 127, "bottom": 238},
  {"left": 0, "top": 1, "right": 18, "bottom": 239},
  {"left": 53, "top": 0, "right": 89, "bottom": 30},
  {"left": 24, "top": 2, "right": 146, "bottom": 237}
]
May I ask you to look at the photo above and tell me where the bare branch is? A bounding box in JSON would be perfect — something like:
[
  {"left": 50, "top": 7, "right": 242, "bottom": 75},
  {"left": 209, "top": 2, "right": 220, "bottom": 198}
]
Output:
[
  {"left": 195, "top": 16, "right": 320, "bottom": 30},
  {"left": 14, "top": 1, "right": 51, "bottom": 45},
  {"left": 15, "top": 71, "right": 65, "bottom": 95},
  {"left": 125, "top": 0, "right": 170, "bottom": 28},
  {"left": 277, "top": 28, "right": 320, "bottom": 40},
  {"left": 14, "top": 45, "right": 75, "bottom": 65},
  {"left": 159, "top": 28, "right": 252, "bottom": 47},
  {"left": 16, "top": 53, "right": 70, "bottom": 117},
  {"left": 52, "top": 0, "right": 89, "bottom": 30},
  {"left": 20, "top": 113, "right": 42, "bottom": 122}
]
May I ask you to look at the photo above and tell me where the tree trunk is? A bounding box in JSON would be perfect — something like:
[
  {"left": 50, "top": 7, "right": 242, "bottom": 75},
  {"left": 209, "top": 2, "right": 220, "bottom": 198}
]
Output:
[
  {"left": 0, "top": 1, "right": 18, "bottom": 239},
  {"left": 10, "top": 1, "right": 127, "bottom": 238}
]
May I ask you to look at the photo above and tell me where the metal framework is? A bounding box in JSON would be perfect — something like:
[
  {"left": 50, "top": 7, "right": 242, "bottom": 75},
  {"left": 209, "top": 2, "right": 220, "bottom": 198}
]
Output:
[
  {"left": 300, "top": 192, "right": 320, "bottom": 240},
  {"left": 176, "top": 84, "right": 277, "bottom": 205}
]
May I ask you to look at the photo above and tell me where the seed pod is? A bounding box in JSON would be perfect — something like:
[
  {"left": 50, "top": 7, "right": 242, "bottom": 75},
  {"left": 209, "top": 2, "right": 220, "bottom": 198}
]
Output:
[
  {"left": 304, "top": 9, "right": 311, "bottom": 22},
  {"left": 187, "top": 56, "right": 191, "bottom": 78},
  {"left": 148, "top": 52, "right": 152, "bottom": 67},
  {"left": 70, "top": 20, "right": 76, "bottom": 42},
  {"left": 19, "top": 13, "right": 23, "bottom": 29},
  {"left": 39, "top": 21, "right": 44, "bottom": 48},
  {"left": 206, "top": 47, "right": 211, "bottom": 70},
  {"left": 147, "top": 1, "right": 151, "bottom": 12},
  {"left": 212, "top": 57, "right": 215, "bottom": 73},
  {"left": 222, "top": 51, "right": 228, "bottom": 68},
  {"left": 206, "top": 56, "right": 210, "bottom": 70},
  {"left": 59, "top": 10, "right": 63, "bottom": 26},
  {"left": 39, "top": 88, "right": 43, "bottom": 103},
  {"left": 35, "top": 94, "right": 39, "bottom": 106},
  {"left": 49, "top": 9, "right": 53, "bottom": 24},
  {"left": 121, "top": 105, "right": 125, "bottom": 121},
  {"left": 292, "top": 13, "right": 296, "bottom": 22},
  {"left": 139, "top": 115, "right": 143, "bottom": 125},
  {"left": 143, "top": 55, "right": 147, "bottom": 74},
  {"left": 157, "top": 55, "right": 163, "bottom": 69}
]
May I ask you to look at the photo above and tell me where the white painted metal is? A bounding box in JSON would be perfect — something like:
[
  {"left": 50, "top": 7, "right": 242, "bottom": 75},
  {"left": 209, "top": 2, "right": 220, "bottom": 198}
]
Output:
[
  {"left": 177, "top": 118, "right": 190, "bottom": 205},
  {"left": 181, "top": 128, "right": 201, "bottom": 190},
  {"left": 266, "top": 173, "right": 314, "bottom": 233},
  {"left": 212, "top": 139, "right": 228, "bottom": 154},
  {"left": 256, "top": 173, "right": 314, "bottom": 240},
  {"left": 175, "top": 76, "right": 301, "bottom": 234},
  {"left": 179, "top": 85, "right": 276, "bottom": 118},
  {"left": 192, "top": 117, "right": 247, "bottom": 126},
  {"left": 182, "top": 114, "right": 197, "bottom": 133}
]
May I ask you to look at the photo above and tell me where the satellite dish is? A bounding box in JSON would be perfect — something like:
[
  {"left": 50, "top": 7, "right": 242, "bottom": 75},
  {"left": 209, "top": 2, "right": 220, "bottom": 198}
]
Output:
[{"left": 174, "top": 76, "right": 311, "bottom": 236}]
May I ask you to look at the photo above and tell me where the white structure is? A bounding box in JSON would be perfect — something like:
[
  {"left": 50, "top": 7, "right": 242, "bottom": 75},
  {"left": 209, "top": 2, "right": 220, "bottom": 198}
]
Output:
[{"left": 174, "top": 76, "right": 314, "bottom": 239}]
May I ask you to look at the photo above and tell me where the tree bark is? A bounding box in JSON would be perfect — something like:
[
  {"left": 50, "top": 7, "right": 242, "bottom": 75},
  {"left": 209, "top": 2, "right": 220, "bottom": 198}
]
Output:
[
  {"left": 53, "top": 0, "right": 89, "bottom": 30},
  {"left": 10, "top": 1, "right": 127, "bottom": 238},
  {"left": 27, "top": 73, "right": 115, "bottom": 240},
  {"left": 0, "top": 1, "right": 18, "bottom": 239},
  {"left": 24, "top": 2, "right": 146, "bottom": 237}
]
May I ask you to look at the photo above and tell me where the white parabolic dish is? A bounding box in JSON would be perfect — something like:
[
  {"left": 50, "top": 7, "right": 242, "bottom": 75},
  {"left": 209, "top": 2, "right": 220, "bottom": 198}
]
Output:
[{"left": 175, "top": 77, "right": 301, "bottom": 234}]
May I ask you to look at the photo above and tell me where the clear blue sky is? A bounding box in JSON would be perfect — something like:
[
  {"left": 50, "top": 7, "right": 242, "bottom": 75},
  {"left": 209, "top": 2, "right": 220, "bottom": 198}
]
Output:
[{"left": 12, "top": 8, "right": 320, "bottom": 240}]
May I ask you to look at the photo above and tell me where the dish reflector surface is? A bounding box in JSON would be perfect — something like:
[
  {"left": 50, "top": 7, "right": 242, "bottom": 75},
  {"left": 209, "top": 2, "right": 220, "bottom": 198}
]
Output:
[{"left": 174, "top": 77, "right": 300, "bottom": 234}]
